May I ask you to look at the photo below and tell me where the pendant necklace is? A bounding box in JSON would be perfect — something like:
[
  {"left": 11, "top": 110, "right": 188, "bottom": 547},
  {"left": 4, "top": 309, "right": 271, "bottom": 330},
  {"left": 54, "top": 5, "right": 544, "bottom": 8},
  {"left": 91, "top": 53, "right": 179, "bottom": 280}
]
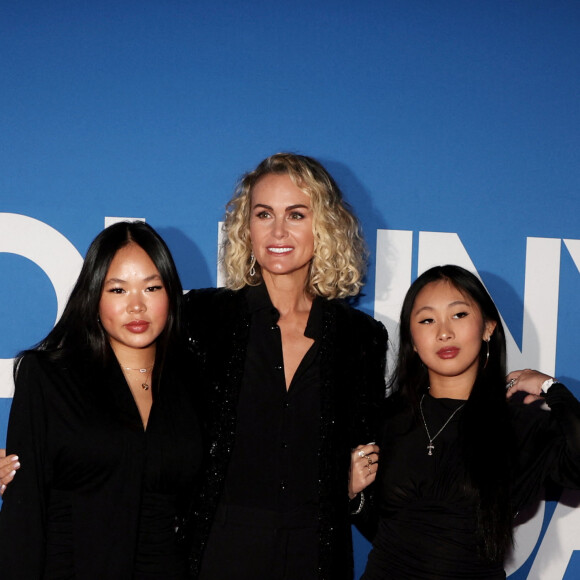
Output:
[
  {"left": 419, "top": 394, "right": 465, "bottom": 456},
  {"left": 122, "top": 364, "right": 154, "bottom": 391}
]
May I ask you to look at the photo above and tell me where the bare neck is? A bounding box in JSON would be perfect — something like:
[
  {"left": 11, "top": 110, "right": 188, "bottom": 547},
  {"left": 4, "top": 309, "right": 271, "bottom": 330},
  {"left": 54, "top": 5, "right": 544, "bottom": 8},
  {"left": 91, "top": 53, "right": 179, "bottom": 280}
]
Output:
[
  {"left": 428, "top": 373, "right": 474, "bottom": 400},
  {"left": 110, "top": 342, "right": 156, "bottom": 370},
  {"left": 262, "top": 272, "right": 313, "bottom": 317}
]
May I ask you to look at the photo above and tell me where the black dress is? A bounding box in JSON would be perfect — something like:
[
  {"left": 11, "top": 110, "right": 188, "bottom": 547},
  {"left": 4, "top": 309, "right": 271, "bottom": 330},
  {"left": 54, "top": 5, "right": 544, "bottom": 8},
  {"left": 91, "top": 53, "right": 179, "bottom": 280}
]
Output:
[
  {"left": 362, "top": 384, "right": 580, "bottom": 580},
  {"left": 0, "top": 351, "right": 202, "bottom": 579}
]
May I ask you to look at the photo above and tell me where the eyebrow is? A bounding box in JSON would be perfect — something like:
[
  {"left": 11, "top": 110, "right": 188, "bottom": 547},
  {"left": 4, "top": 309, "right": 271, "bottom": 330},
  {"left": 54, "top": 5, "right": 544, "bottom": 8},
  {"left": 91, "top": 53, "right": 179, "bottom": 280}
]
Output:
[
  {"left": 253, "top": 203, "right": 310, "bottom": 211},
  {"left": 413, "top": 300, "right": 471, "bottom": 315},
  {"left": 104, "top": 274, "right": 162, "bottom": 285}
]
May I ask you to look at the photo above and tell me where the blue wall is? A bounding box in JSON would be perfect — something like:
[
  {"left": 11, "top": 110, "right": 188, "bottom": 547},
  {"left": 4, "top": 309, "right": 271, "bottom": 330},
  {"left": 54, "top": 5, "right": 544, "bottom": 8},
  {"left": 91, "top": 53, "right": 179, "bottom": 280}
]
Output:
[{"left": 1, "top": 2, "right": 579, "bottom": 577}]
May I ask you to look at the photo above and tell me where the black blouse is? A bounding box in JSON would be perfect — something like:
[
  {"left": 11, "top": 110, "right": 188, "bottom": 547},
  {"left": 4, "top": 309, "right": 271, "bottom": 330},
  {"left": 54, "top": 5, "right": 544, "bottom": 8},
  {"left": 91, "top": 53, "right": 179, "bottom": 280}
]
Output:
[
  {"left": 0, "top": 351, "right": 203, "bottom": 579},
  {"left": 363, "top": 384, "right": 580, "bottom": 580},
  {"left": 223, "top": 283, "right": 322, "bottom": 514}
]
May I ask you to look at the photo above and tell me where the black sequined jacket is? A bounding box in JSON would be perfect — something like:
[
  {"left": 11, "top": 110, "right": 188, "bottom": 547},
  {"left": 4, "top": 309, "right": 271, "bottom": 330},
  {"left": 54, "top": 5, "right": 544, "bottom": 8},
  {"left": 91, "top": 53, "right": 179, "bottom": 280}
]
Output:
[{"left": 184, "top": 286, "right": 388, "bottom": 579}]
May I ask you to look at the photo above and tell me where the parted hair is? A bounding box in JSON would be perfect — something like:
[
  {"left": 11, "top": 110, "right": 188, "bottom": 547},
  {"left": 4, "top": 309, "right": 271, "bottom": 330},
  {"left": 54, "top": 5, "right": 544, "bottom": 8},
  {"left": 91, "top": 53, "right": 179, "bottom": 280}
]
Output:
[
  {"left": 16, "top": 221, "right": 184, "bottom": 387},
  {"left": 220, "top": 153, "right": 367, "bottom": 299}
]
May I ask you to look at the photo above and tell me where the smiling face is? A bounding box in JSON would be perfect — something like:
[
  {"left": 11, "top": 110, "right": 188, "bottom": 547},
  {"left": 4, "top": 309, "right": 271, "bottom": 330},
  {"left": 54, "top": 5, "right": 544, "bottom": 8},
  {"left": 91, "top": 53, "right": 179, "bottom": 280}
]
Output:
[
  {"left": 410, "top": 279, "right": 496, "bottom": 396},
  {"left": 249, "top": 173, "right": 315, "bottom": 285},
  {"left": 98, "top": 243, "right": 169, "bottom": 361}
]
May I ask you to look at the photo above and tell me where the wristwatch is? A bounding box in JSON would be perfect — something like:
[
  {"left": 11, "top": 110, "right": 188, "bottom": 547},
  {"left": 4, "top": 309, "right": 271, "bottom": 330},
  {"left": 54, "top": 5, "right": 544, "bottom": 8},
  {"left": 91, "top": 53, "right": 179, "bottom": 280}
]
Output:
[{"left": 541, "top": 377, "right": 558, "bottom": 394}]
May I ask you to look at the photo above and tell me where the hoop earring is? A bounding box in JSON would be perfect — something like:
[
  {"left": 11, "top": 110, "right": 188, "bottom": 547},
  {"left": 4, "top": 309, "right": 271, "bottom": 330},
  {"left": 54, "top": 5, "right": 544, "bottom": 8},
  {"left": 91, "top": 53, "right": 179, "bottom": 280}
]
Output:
[
  {"left": 249, "top": 252, "right": 256, "bottom": 277},
  {"left": 483, "top": 338, "right": 490, "bottom": 369}
]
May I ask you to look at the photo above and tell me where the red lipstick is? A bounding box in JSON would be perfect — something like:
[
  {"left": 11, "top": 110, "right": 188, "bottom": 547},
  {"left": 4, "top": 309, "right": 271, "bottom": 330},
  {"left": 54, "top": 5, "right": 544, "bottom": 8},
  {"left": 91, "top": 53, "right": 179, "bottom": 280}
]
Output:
[
  {"left": 437, "top": 347, "right": 459, "bottom": 359},
  {"left": 125, "top": 320, "right": 150, "bottom": 333}
]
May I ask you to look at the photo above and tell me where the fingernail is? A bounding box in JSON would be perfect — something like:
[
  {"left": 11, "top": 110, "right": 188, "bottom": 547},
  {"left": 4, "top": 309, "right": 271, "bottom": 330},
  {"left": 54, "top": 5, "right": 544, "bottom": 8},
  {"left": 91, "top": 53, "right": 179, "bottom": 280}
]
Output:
[
  {"left": 11, "top": 456, "right": 19, "bottom": 462},
  {"left": 14, "top": 462, "right": 20, "bottom": 469},
  {"left": 9, "top": 470, "right": 16, "bottom": 477},
  {"left": 0, "top": 484, "right": 5, "bottom": 494}
]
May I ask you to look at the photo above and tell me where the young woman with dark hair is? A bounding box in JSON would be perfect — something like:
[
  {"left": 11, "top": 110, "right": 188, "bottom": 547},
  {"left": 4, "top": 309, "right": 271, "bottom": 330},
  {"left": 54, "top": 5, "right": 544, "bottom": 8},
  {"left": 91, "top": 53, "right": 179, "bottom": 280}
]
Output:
[
  {"left": 0, "top": 221, "right": 202, "bottom": 579},
  {"left": 360, "top": 265, "right": 580, "bottom": 579}
]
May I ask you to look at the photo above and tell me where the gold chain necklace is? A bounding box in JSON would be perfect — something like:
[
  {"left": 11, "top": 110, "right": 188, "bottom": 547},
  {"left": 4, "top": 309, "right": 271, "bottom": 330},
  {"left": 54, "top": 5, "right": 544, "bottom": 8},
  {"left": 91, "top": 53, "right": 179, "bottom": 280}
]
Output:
[{"left": 121, "top": 364, "right": 154, "bottom": 391}]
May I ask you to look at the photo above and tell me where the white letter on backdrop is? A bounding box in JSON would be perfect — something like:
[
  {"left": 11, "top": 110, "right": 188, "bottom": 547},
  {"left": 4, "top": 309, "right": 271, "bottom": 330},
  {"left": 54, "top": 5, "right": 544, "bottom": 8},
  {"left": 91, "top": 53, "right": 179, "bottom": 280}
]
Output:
[
  {"left": 373, "top": 229, "right": 413, "bottom": 388},
  {"left": 564, "top": 239, "right": 580, "bottom": 273},
  {"left": 527, "top": 489, "right": 580, "bottom": 578},
  {"left": 0, "top": 214, "right": 83, "bottom": 397}
]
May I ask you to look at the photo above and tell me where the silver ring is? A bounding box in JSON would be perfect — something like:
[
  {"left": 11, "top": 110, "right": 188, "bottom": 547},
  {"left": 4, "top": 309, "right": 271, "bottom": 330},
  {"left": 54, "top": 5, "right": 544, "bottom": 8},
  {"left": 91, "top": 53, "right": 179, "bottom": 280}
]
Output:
[
  {"left": 358, "top": 450, "right": 366, "bottom": 458},
  {"left": 506, "top": 378, "right": 516, "bottom": 390},
  {"left": 367, "top": 455, "right": 373, "bottom": 466}
]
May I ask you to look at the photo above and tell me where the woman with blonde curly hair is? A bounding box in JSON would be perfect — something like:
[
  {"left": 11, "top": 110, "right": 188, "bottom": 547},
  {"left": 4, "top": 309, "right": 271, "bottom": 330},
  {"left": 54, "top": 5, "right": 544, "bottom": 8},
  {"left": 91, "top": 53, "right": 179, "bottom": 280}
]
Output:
[
  {"left": 221, "top": 152, "right": 367, "bottom": 299},
  {"left": 186, "top": 153, "right": 388, "bottom": 580}
]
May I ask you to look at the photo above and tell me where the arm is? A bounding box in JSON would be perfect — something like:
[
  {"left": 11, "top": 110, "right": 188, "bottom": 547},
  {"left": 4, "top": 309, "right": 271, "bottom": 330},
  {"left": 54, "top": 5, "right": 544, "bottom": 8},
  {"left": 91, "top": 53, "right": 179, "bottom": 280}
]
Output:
[
  {"left": 350, "top": 316, "right": 388, "bottom": 450},
  {"left": 506, "top": 368, "right": 554, "bottom": 404},
  {"left": 0, "top": 355, "right": 49, "bottom": 577},
  {"left": 508, "top": 370, "right": 580, "bottom": 506},
  {"left": 541, "top": 382, "right": 580, "bottom": 485},
  {"left": 349, "top": 317, "right": 388, "bottom": 538}
]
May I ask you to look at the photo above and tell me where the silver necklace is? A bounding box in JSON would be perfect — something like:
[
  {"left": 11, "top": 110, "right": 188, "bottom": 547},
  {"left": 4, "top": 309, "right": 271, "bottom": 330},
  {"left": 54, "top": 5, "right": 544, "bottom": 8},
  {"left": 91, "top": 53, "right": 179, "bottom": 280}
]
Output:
[{"left": 419, "top": 394, "right": 465, "bottom": 456}]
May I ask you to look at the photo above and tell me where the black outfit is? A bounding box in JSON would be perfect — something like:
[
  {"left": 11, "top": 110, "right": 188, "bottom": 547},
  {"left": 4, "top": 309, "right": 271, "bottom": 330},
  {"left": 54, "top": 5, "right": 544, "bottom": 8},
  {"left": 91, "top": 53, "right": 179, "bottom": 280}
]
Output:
[
  {"left": 184, "top": 284, "right": 388, "bottom": 580},
  {"left": 362, "top": 384, "right": 580, "bottom": 580},
  {"left": 0, "top": 350, "right": 202, "bottom": 579},
  {"left": 221, "top": 282, "right": 322, "bottom": 512}
]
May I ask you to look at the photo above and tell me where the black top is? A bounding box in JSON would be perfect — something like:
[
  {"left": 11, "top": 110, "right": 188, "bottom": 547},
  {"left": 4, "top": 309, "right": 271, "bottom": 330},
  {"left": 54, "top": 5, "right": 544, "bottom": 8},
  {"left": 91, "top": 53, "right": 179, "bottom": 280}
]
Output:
[
  {"left": 223, "top": 283, "right": 321, "bottom": 514},
  {"left": 184, "top": 286, "right": 388, "bottom": 579},
  {"left": 0, "top": 350, "right": 203, "bottom": 579},
  {"left": 362, "top": 384, "right": 580, "bottom": 580}
]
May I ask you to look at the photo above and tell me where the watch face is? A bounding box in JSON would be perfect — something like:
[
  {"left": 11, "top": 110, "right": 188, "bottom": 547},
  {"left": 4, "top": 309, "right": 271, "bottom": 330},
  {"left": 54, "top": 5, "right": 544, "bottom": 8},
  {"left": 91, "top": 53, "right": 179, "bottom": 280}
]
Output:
[{"left": 541, "top": 378, "right": 556, "bottom": 393}]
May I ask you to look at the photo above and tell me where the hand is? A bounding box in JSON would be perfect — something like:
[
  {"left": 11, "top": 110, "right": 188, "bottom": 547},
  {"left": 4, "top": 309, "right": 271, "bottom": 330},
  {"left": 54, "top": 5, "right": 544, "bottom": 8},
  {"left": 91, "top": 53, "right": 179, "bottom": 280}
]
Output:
[
  {"left": 0, "top": 449, "right": 20, "bottom": 496},
  {"left": 349, "top": 443, "right": 379, "bottom": 499},
  {"left": 506, "top": 369, "right": 552, "bottom": 404}
]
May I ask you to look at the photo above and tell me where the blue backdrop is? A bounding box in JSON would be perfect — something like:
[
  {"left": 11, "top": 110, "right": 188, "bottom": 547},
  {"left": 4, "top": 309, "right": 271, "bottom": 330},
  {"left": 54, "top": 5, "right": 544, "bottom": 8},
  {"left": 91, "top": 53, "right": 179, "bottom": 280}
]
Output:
[{"left": 1, "top": 1, "right": 579, "bottom": 577}]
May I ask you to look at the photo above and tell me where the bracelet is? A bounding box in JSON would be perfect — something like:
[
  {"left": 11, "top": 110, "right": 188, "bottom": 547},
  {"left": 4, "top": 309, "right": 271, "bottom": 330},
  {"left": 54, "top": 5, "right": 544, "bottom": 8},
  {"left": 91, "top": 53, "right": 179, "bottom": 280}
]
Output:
[{"left": 350, "top": 491, "right": 365, "bottom": 515}]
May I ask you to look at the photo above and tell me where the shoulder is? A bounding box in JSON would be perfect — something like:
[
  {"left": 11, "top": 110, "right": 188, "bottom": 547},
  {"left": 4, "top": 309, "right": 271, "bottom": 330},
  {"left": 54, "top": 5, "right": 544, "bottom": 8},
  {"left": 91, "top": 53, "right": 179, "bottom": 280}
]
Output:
[
  {"left": 324, "top": 299, "right": 388, "bottom": 343},
  {"left": 184, "top": 287, "right": 245, "bottom": 318},
  {"left": 185, "top": 287, "right": 239, "bottom": 306},
  {"left": 15, "top": 350, "right": 83, "bottom": 386},
  {"left": 183, "top": 287, "right": 249, "bottom": 342},
  {"left": 15, "top": 351, "right": 53, "bottom": 380},
  {"left": 14, "top": 351, "right": 39, "bottom": 382},
  {"left": 12, "top": 352, "right": 61, "bottom": 402}
]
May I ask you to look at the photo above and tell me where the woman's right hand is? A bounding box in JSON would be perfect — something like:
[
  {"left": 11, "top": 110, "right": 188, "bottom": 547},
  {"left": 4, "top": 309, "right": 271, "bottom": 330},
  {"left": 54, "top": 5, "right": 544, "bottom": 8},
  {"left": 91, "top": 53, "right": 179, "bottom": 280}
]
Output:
[
  {"left": 0, "top": 449, "right": 20, "bottom": 496},
  {"left": 349, "top": 443, "right": 379, "bottom": 499}
]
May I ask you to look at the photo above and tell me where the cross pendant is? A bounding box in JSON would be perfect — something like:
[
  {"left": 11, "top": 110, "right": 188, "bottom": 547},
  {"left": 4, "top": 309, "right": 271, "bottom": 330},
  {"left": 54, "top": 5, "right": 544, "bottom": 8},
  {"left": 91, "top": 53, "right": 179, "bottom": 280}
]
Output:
[{"left": 427, "top": 442, "right": 434, "bottom": 456}]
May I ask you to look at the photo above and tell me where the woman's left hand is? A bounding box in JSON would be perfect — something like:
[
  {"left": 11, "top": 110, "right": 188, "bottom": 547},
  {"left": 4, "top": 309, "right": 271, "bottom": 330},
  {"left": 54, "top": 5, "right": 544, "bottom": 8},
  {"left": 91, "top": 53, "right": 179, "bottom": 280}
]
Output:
[
  {"left": 506, "top": 369, "right": 553, "bottom": 404},
  {"left": 349, "top": 443, "right": 379, "bottom": 499},
  {"left": 0, "top": 449, "right": 20, "bottom": 496}
]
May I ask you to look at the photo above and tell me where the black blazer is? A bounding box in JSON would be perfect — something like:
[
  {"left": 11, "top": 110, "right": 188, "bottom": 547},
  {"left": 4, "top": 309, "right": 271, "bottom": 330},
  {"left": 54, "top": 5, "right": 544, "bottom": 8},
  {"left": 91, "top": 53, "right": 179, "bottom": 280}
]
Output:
[
  {"left": 184, "top": 286, "right": 388, "bottom": 579},
  {"left": 0, "top": 350, "right": 202, "bottom": 579}
]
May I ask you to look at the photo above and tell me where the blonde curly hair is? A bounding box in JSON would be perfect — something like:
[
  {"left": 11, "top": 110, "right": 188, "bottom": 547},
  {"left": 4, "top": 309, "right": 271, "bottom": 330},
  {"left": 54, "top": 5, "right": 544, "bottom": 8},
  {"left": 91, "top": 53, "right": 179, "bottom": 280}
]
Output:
[{"left": 220, "top": 153, "right": 368, "bottom": 299}]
